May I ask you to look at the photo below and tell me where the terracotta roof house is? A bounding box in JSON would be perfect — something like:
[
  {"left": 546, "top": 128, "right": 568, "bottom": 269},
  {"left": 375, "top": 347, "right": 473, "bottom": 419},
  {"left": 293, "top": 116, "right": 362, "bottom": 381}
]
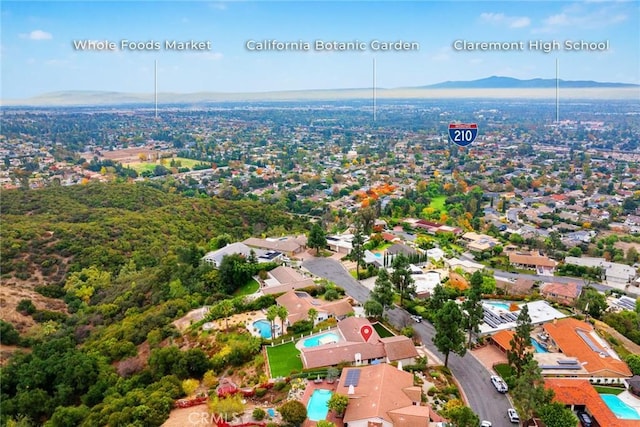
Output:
[
  {"left": 260, "top": 266, "right": 315, "bottom": 295},
  {"left": 541, "top": 318, "right": 632, "bottom": 380},
  {"left": 508, "top": 252, "right": 557, "bottom": 276},
  {"left": 540, "top": 282, "right": 582, "bottom": 306},
  {"left": 545, "top": 378, "right": 640, "bottom": 427},
  {"left": 275, "top": 290, "right": 353, "bottom": 328},
  {"left": 299, "top": 317, "right": 418, "bottom": 369},
  {"left": 336, "top": 363, "right": 430, "bottom": 427}
]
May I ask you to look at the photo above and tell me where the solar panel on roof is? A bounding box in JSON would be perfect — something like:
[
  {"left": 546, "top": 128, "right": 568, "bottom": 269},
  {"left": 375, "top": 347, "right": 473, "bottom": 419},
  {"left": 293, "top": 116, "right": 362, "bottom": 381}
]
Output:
[
  {"left": 344, "top": 369, "right": 361, "bottom": 387},
  {"left": 540, "top": 364, "right": 582, "bottom": 370},
  {"left": 557, "top": 359, "right": 579, "bottom": 365}
]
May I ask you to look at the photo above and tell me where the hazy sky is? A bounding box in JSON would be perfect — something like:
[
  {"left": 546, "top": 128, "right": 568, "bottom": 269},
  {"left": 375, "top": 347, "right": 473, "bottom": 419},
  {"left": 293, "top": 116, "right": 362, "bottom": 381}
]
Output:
[{"left": 2, "top": 1, "right": 639, "bottom": 98}]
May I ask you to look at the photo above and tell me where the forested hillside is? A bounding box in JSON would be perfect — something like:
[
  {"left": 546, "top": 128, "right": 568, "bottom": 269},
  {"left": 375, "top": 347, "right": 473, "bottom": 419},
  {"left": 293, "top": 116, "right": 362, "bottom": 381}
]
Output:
[
  {"left": 0, "top": 182, "right": 309, "bottom": 426},
  {"left": 1, "top": 181, "right": 305, "bottom": 282}
]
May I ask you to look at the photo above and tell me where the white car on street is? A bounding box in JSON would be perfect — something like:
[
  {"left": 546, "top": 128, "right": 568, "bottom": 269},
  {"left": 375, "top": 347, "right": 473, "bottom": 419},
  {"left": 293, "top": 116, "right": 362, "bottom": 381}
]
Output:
[
  {"left": 490, "top": 375, "right": 508, "bottom": 393},
  {"left": 508, "top": 408, "right": 520, "bottom": 423}
]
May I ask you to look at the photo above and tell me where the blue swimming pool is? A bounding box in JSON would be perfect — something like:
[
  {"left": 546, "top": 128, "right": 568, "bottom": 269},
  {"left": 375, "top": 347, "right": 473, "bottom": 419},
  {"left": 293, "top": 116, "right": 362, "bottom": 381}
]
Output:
[
  {"left": 307, "top": 389, "right": 333, "bottom": 421},
  {"left": 487, "top": 301, "right": 511, "bottom": 311},
  {"left": 530, "top": 338, "right": 548, "bottom": 353},
  {"left": 253, "top": 319, "right": 272, "bottom": 339},
  {"left": 302, "top": 332, "right": 340, "bottom": 348},
  {"left": 601, "top": 394, "right": 640, "bottom": 420},
  {"left": 267, "top": 408, "right": 276, "bottom": 418}
]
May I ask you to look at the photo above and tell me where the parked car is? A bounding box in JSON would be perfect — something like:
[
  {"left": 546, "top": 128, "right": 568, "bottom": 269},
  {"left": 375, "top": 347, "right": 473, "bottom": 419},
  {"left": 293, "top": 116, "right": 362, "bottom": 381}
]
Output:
[
  {"left": 410, "top": 314, "right": 423, "bottom": 323},
  {"left": 480, "top": 421, "right": 492, "bottom": 427},
  {"left": 490, "top": 375, "right": 508, "bottom": 393},
  {"left": 507, "top": 408, "right": 520, "bottom": 423}
]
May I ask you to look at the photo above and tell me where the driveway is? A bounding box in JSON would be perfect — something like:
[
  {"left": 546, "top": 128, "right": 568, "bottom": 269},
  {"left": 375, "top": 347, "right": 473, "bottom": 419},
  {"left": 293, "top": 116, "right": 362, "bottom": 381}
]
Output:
[{"left": 303, "top": 257, "right": 514, "bottom": 427}]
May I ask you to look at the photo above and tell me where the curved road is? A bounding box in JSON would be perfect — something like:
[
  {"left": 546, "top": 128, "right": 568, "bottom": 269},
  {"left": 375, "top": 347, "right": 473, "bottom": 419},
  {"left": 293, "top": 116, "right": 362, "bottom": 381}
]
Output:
[{"left": 303, "top": 258, "right": 514, "bottom": 427}]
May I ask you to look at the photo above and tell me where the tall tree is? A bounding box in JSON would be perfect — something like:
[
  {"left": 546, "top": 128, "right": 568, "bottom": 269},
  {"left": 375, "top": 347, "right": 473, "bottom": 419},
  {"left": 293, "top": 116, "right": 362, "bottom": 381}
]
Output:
[
  {"left": 276, "top": 305, "right": 288, "bottom": 335},
  {"left": 390, "top": 254, "right": 415, "bottom": 306},
  {"left": 511, "top": 359, "right": 553, "bottom": 423},
  {"left": 432, "top": 300, "right": 467, "bottom": 367},
  {"left": 443, "top": 404, "right": 480, "bottom": 427},
  {"left": 576, "top": 286, "right": 607, "bottom": 319},
  {"left": 307, "top": 308, "right": 318, "bottom": 325},
  {"left": 508, "top": 304, "right": 533, "bottom": 378},
  {"left": 539, "top": 402, "right": 579, "bottom": 427},
  {"left": 266, "top": 305, "right": 279, "bottom": 339},
  {"left": 429, "top": 284, "right": 449, "bottom": 313},
  {"left": 364, "top": 299, "right": 383, "bottom": 319},
  {"left": 218, "top": 299, "right": 235, "bottom": 331},
  {"left": 351, "top": 226, "right": 365, "bottom": 279},
  {"left": 371, "top": 268, "right": 394, "bottom": 310},
  {"left": 308, "top": 223, "right": 327, "bottom": 255},
  {"left": 464, "top": 271, "right": 484, "bottom": 349}
]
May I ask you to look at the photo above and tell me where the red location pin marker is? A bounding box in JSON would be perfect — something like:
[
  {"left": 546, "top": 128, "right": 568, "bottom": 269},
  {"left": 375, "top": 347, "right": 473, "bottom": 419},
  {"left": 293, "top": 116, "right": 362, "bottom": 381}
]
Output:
[{"left": 360, "top": 325, "right": 373, "bottom": 342}]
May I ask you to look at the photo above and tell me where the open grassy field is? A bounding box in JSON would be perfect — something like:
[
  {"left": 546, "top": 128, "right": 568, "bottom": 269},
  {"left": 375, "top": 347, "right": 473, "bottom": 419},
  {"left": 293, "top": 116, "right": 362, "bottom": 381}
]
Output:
[
  {"left": 125, "top": 157, "right": 209, "bottom": 173},
  {"left": 266, "top": 342, "right": 302, "bottom": 378},
  {"left": 429, "top": 196, "right": 447, "bottom": 212}
]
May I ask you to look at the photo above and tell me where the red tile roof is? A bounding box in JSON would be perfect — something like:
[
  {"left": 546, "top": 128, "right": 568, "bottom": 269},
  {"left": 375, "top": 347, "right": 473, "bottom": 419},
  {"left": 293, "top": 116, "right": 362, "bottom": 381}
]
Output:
[
  {"left": 545, "top": 378, "right": 639, "bottom": 427},
  {"left": 543, "top": 318, "right": 632, "bottom": 377}
]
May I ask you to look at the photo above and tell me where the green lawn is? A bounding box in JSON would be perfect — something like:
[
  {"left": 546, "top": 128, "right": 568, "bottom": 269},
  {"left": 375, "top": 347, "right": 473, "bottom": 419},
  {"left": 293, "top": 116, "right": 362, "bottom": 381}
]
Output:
[
  {"left": 429, "top": 196, "right": 447, "bottom": 212},
  {"left": 594, "top": 385, "right": 625, "bottom": 395},
  {"left": 173, "top": 157, "right": 208, "bottom": 168},
  {"left": 494, "top": 363, "right": 513, "bottom": 379},
  {"left": 373, "top": 322, "right": 394, "bottom": 338},
  {"left": 127, "top": 162, "right": 157, "bottom": 173},
  {"left": 233, "top": 278, "right": 259, "bottom": 296},
  {"left": 266, "top": 342, "right": 302, "bottom": 378}
]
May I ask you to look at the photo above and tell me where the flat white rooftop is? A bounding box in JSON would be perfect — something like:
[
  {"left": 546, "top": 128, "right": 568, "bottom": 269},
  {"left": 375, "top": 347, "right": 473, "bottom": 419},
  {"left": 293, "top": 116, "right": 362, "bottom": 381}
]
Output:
[{"left": 479, "top": 300, "right": 567, "bottom": 335}]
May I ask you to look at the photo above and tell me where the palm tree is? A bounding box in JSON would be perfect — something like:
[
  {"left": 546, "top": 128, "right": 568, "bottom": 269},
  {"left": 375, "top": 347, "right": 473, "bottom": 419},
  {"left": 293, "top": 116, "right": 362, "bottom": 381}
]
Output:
[
  {"left": 308, "top": 308, "right": 318, "bottom": 325},
  {"left": 277, "top": 305, "right": 288, "bottom": 336},
  {"left": 218, "top": 299, "right": 234, "bottom": 331},
  {"left": 266, "top": 305, "right": 279, "bottom": 339}
]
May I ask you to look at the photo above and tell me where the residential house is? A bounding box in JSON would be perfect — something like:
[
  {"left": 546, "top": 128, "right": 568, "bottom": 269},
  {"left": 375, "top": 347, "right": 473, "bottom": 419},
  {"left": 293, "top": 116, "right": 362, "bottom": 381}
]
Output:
[
  {"left": 540, "top": 282, "right": 582, "bottom": 305},
  {"left": 545, "top": 379, "right": 639, "bottom": 427},
  {"left": 536, "top": 318, "right": 632, "bottom": 381},
  {"left": 461, "top": 232, "right": 501, "bottom": 252},
  {"left": 299, "top": 317, "right": 418, "bottom": 369},
  {"left": 508, "top": 252, "right": 557, "bottom": 275},
  {"left": 326, "top": 234, "right": 354, "bottom": 254},
  {"left": 243, "top": 235, "right": 307, "bottom": 257},
  {"left": 202, "top": 242, "right": 272, "bottom": 267},
  {"left": 336, "top": 363, "right": 430, "bottom": 427},
  {"left": 565, "top": 256, "right": 637, "bottom": 290},
  {"left": 275, "top": 290, "right": 353, "bottom": 329},
  {"left": 259, "top": 266, "right": 315, "bottom": 295}
]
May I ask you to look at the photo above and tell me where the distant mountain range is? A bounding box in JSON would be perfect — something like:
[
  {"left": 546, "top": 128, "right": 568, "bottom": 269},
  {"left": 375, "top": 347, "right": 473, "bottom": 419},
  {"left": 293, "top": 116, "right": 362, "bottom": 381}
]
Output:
[
  {"left": 421, "top": 76, "right": 639, "bottom": 89},
  {"left": 5, "top": 76, "right": 639, "bottom": 106}
]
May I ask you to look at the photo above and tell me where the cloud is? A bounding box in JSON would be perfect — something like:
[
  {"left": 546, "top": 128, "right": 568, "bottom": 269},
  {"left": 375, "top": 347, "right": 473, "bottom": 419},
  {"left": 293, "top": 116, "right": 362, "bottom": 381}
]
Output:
[
  {"left": 20, "top": 30, "right": 53, "bottom": 40},
  {"left": 209, "top": 2, "right": 227, "bottom": 11},
  {"left": 479, "top": 12, "right": 531, "bottom": 29},
  {"left": 534, "top": 3, "right": 629, "bottom": 33}
]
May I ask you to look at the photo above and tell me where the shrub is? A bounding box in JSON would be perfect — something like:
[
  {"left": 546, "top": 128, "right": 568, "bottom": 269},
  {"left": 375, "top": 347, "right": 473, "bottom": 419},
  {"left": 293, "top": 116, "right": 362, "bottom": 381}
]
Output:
[
  {"left": 253, "top": 407, "right": 266, "bottom": 421},
  {"left": 255, "top": 387, "right": 268, "bottom": 398},
  {"left": 17, "top": 299, "right": 37, "bottom": 315}
]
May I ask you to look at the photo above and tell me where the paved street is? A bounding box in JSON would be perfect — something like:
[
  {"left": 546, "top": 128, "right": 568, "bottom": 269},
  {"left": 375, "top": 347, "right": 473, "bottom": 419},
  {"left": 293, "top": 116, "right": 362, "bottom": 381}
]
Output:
[{"left": 303, "top": 257, "right": 514, "bottom": 427}]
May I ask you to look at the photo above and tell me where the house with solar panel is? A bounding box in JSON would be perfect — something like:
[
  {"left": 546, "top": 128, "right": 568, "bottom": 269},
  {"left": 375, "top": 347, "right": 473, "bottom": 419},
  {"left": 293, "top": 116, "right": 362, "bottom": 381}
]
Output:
[
  {"left": 299, "top": 317, "right": 419, "bottom": 370},
  {"left": 335, "top": 363, "right": 431, "bottom": 427}
]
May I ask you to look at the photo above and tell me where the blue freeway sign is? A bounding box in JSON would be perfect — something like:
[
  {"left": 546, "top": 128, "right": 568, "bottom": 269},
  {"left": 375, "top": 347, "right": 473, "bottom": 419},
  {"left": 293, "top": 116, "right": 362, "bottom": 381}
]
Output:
[{"left": 448, "top": 123, "right": 478, "bottom": 147}]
